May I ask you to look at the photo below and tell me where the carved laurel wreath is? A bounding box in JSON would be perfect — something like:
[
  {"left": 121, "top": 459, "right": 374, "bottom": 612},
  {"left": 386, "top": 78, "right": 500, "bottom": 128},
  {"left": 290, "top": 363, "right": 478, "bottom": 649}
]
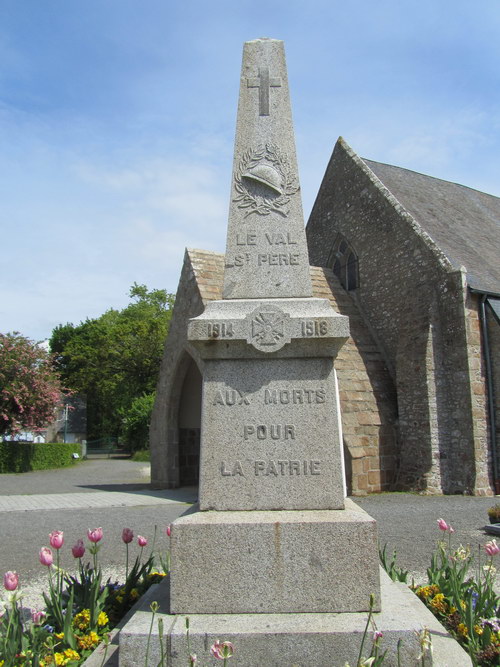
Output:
[{"left": 233, "top": 143, "right": 299, "bottom": 218}]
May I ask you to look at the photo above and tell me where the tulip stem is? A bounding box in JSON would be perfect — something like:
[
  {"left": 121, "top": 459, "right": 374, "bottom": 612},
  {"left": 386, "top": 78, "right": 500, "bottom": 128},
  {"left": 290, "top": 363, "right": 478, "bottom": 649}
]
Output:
[
  {"left": 55, "top": 549, "right": 61, "bottom": 596},
  {"left": 356, "top": 594, "right": 375, "bottom": 666},
  {"left": 144, "top": 603, "right": 157, "bottom": 667}
]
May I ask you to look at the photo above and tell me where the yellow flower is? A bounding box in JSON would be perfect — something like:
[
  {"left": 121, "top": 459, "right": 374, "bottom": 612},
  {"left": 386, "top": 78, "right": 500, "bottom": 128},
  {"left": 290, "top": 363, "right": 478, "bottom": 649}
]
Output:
[
  {"left": 98, "top": 611, "right": 109, "bottom": 626},
  {"left": 452, "top": 545, "right": 470, "bottom": 561},
  {"left": 54, "top": 654, "right": 65, "bottom": 666},
  {"left": 430, "top": 593, "right": 448, "bottom": 614},
  {"left": 460, "top": 600, "right": 467, "bottom": 610},
  {"left": 457, "top": 623, "right": 469, "bottom": 637},
  {"left": 77, "top": 631, "right": 100, "bottom": 650},
  {"left": 416, "top": 585, "right": 440, "bottom": 600},
  {"left": 63, "top": 648, "right": 80, "bottom": 662},
  {"left": 55, "top": 632, "right": 65, "bottom": 640},
  {"left": 474, "top": 624, "right": 484, "bottom": 636},
  {"left": 130, "top": 588, "right": 139, "bottom": 600},
  {"left": 73, "top": 608, "right": 91, "bottom": 630},
  {"left": 416, "top": 586, "right": 430, "bottom": 599}
]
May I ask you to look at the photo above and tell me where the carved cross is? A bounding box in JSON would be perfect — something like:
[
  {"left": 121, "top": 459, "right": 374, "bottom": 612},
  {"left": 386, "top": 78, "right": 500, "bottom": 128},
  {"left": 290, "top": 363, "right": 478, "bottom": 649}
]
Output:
[{"left": 247, "top": 67, "right": 282, "bottom": 116}]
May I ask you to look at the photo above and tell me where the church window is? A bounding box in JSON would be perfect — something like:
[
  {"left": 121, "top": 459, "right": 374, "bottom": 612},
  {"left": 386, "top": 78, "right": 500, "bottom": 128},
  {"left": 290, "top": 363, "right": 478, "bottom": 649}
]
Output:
[{"left": 327, "top": 234, "right": 359, "bottom": 290}]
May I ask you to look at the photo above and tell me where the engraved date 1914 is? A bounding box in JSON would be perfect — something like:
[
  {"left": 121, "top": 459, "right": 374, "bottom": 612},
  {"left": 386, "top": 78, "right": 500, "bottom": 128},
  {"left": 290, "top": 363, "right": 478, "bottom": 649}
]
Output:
[{"left": 207, "top": 322, "right": 234, "bottom": 338}]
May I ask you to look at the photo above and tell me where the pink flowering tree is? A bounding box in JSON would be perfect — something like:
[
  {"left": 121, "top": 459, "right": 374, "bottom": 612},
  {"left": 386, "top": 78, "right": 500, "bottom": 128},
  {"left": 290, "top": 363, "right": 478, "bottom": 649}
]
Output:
[{"left": 0, "top": 332, "right": 64, "bottom": 437}]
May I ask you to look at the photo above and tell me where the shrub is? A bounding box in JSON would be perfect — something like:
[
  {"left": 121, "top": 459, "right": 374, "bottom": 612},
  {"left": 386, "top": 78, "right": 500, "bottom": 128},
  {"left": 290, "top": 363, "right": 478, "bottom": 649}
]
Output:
[
  {"left": 120, "top": 392, "right": 155, "bottom": 453},
  {"left": 131, "top": 449, "right": 150, "bottom": 462},
  {"left": 0, "top": 442, "right": 81, "bottom": 473},
  {"left": 487, "top": 504, "right": 500, "bottom": 524}
]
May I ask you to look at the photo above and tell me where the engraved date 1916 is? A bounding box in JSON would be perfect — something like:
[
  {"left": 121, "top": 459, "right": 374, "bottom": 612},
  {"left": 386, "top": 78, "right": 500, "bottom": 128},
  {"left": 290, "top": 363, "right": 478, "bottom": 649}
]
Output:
[
  {"left": 301, "top": 320, "right": 328, "bottom": 337},
  {"left": 207, "top": 322, "right": 234, "bottom": 338}
]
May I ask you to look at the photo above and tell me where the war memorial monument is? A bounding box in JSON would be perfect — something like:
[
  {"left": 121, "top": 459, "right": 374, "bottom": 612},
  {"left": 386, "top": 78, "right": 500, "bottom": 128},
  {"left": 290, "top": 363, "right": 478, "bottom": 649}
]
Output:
[{"left": 119, "top": 39, "right": 471, "bottom": 666}]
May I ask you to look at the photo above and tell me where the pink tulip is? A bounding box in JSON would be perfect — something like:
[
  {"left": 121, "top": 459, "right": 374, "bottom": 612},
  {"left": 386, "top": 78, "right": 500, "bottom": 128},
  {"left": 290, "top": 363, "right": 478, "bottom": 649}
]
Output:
[
  {"left": 87, "top": 527, "right": 103, "bottom": 543},
  {"left": 137, "top": 535, "right": 148, "bottom": 547},
  {"left": 210, "top": 640, "right": 234, "bottom": 660},
  {"left": 49, "top": 530, "right": 64, "bottom": 550},
  {"left": 39, "top": 547, "right": 53, "bottom": 567},
  {"left": 437, "top": 518, "right": 453, "bottom": 532},
  {"left": 122, "top": 528, "right": 134, "bottom": 544},
  {"left": 72, "top": 539, "right": 85, "bottom": 559},
  {"left": 3, "top": 571, "right": 19, "bottom": 591},
  {"left": 31, "top": 610, "right": 46, "bottom": 625},
  {"left": 373, "top": 630, "right": 383, "bottom": 641},
  {"left": 485, "top": 539, "right": 500, "bottom": 557},
  {"left": 166, "top": 525, "right": 172, "bottom": 537}
]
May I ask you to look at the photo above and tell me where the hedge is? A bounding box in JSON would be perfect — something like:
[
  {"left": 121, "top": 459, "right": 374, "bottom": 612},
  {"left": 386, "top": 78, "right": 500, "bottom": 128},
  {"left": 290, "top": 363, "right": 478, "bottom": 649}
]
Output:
[{"left": 0, "top": 442, "right": 82, "bottom": 473}]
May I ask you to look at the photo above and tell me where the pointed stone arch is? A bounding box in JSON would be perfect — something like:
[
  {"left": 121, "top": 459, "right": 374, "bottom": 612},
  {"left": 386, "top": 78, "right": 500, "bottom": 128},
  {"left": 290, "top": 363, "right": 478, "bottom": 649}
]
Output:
[{"left": 150, "top": 349, "right": 203, "bottom": 489}]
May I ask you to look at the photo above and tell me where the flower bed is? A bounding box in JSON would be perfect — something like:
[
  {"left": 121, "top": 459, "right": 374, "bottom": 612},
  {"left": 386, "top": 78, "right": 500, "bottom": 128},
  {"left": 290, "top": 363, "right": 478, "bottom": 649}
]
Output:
[
  {"left": 383, "top": 518, "right": 500, "bottom": 667},
  {"left": 4, "top": 516, "right": 496, "bottom": 666},
  {"left": 0, "top": 526, "right": 168, "bottom": 666}
]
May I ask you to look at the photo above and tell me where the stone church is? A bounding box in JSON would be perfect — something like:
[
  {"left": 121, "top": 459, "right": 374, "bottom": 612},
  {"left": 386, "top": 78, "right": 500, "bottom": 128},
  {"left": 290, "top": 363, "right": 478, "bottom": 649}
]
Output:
[{"left": 150, "top": 136, "right": 500, "bottom": 496}]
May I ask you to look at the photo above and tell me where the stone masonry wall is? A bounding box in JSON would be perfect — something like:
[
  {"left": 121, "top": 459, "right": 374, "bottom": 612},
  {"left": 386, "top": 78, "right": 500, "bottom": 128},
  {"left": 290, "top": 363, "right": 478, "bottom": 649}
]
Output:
[
  {"left": 311, "top": 267, "right": 398, "bottom": 494},
  {"left": 461, "top": 292, "right": 492, "bottom": 494},
  {"left": 487, "top": 305, "right": 500, "bottom": 487},
  {"left": 306, "top": 138, "right": 492, "bottom": 494}
]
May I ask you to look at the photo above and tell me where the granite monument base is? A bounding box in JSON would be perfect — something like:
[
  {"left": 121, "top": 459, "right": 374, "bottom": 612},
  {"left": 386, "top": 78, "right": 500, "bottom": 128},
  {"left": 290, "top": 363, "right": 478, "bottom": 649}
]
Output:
[
  {"left": 170, "top": 499, "right": 380, "bottom": 614},
  {"left": 118, "top": 570, "right": 472, "bottom": 666}
]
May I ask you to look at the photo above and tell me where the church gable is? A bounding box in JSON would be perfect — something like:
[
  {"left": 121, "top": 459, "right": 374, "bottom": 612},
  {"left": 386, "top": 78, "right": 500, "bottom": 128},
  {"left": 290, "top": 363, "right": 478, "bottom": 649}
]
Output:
[{"left": 306, "top": 137, "right": 494, "bottom": 495}]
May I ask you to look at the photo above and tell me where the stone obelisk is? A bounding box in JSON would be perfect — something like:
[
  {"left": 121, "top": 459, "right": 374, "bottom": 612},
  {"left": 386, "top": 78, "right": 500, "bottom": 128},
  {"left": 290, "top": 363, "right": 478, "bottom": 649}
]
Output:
[
  {"left": 222, "top": 38, "right": 312, "bottom": 300},
  {"left": 170, "top": 37, "right": 380, "bottom": 615}
]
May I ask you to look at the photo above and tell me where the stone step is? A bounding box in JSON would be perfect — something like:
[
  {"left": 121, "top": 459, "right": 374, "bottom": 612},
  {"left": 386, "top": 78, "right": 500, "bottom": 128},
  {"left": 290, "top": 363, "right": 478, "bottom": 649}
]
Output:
[{"left": 118, "top": 570, "right": 472, "bottom": 666}]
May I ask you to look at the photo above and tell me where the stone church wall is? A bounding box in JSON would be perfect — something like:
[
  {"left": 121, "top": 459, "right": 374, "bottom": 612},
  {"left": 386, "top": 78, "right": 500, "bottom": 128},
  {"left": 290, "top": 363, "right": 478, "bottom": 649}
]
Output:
[
  {"left": 486, "top": 302, "right": 500, "bottom": 489},
  {"left": 462, "top": 293, "right": 492, "bottom": 494},
  {"left": 311, "top": 268, "right": 398, "bottom": 494},
  {"left": 306, "top": 139, "right": 492, "bottom": 494}
]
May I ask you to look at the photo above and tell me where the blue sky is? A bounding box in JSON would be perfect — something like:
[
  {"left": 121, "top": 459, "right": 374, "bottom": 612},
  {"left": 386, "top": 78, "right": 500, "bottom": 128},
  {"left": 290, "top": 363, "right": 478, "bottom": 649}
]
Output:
[{"left": 1, "top": 0, "right": 499, "bottom": 341}]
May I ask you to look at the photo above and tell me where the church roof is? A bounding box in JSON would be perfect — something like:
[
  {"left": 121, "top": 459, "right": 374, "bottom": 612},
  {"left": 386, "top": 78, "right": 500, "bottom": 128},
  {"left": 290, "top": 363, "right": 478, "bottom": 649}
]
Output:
[{"left": 362, "top": 159, "right": 500, "bottom": 294}]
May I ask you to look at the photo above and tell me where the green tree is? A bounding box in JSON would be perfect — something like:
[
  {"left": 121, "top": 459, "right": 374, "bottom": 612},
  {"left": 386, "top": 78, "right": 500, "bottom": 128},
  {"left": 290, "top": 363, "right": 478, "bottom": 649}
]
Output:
[
  {"left": 50, "top": 284, "right": 174, "bottom": 442},
  {"left": 120, "top": 392, "right": 156, "bottom": 452},
  {"left": 0, "top": 333, "right": 64, "bottom": 436}
]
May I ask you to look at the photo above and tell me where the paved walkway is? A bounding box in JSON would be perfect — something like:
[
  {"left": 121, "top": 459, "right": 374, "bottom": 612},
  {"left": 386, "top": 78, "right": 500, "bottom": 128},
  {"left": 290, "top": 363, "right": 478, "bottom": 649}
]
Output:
[
  {"left": 0, "top": 458, "right": 197, "bottom": 510},
  {"left": 0, "top": 488, "right": 196, "bottom": 512}
]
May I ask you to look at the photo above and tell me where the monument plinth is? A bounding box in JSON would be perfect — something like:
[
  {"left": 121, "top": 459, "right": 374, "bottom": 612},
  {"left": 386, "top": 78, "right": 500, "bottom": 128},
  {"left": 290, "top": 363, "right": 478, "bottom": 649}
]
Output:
[{"left": 169, "top": 37, "right": 380, "bottom": 615}]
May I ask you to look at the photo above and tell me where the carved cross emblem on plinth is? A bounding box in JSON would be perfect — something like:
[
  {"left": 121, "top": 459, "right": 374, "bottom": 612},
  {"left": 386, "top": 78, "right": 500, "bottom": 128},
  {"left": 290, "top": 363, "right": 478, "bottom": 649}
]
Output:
[
  {"left": 246, "top": 306, "right": 291, "bottom": 352},
  {"left": 247, "top": 67, "right": 282, "bottom": 116}
]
